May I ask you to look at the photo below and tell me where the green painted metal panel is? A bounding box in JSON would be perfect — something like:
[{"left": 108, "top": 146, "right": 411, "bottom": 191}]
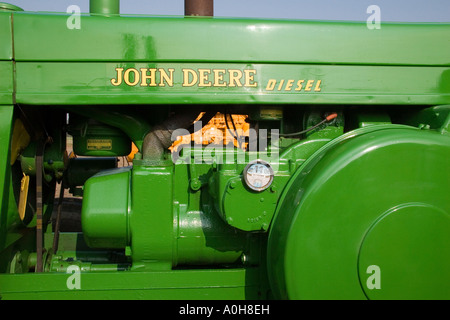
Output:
[
  {"left": 81, "top": 167, "right": 130, "bottom": 248},
  {"left": 0, "top": 61, "right": 13, "bottom": 104},
  {"left": 0, "top": 12, "right": 12, "bottom": 60},
  {"left": 14, "top": 62, "right": 450, "bottom": 105},
  {"left": 129, "top": 165, "right": 174, "bottom": 269},
  {"left": 12, "top": 13, "right": 450, "bottom": 66},
  {"left": 0, "top": 105, "right": 14, "bottom": 252},
  {"left": 0, "top": 267, "right": 263, "bottom": 299}
]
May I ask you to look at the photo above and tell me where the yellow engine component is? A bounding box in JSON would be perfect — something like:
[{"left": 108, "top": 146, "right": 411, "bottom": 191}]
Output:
[
  {"left": 127, "top": 142, "right": 139, "bottom": 163},
  {"left": 170, "top": 112, "right": 249, "bottom": 153},
  {"left": 18, "top": 174, "right": 30, "bottom": 221},
  {"left": 10, "top": 119, "right": 31, "bottom": 165}
]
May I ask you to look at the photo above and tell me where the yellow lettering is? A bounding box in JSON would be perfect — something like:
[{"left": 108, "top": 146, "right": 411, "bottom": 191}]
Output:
[
  {"left": 266, "top": 79, "right": 276, "bottom": 91},
  {"left": 277, "top": 79, "right": 285, "bottom": 91},
  {"left": 295, "top": 80, "right": 304, "bottom": 91},
  {"left": 314, "top": 80, "right": 322, "bottom": 92},
  {"left": 198, "top": 69, "right": 212, "bottom": 87},
  {"left": 140, "top": 68, "right": 157, "bottom": 87},
  {"left": 124, "top": 68, "right": 140, "bottom": 86},
  {"left": 213, "top": 69, "right": 227, "bottom": 87},
  {"left": 285, "top": 79, "right": 294, "bottom": 91},
  {"left": 113, "top": 67, "right": 322, "bottom": 92},
  {"left": 244, "top": 70, "right": 257, "bottom": 87},
  {"left": 111, "top": 68, "right": 124, "bottom": 86},
  {"left": 305, "top": 80, "right": 314, "bottom": 91},
  {"left": 228, "top": 69, "right": 243, "bottom": 87},
  {"left": 159, "top": 68, "right": 174, "bottom": 87},
  {"left": 182, "top": 69, "right": 198, "bottom": 87}
]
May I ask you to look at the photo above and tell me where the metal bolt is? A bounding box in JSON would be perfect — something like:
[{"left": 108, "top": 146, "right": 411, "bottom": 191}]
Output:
[{"left": 191, "top": 179, "right": 201, "bottom": 191}]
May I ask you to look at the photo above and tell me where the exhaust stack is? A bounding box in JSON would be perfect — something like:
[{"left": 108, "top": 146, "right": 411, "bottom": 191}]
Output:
[{"left": 185, "top": 0, "right": 213, "bottom": 16}]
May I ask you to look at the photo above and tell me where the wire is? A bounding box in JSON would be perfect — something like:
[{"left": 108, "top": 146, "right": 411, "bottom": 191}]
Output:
[
  {"left": 224, "top": 112, "right": 243, "bottom": 149},
  {"left": 279, "top": 113, "right": 338, "bottom": 137}
]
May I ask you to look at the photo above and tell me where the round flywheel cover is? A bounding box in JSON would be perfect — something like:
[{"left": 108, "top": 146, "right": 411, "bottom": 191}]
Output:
[{"left": 268, "top": 126, "right": 450, "bottom": 300}]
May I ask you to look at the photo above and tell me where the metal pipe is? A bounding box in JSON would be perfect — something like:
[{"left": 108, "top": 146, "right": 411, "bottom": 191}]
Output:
[
  {"left": 141, "top": 110, "right": 215, "bottom": 163},
  {"left": 90, "top": 0, "right": 120, "bottom": 15},
  {"left": 185, "top": 0, "right": 213, "bottom": 16},
  {"left": 142, "top": 111, "right": 200, "bottom": 162}
]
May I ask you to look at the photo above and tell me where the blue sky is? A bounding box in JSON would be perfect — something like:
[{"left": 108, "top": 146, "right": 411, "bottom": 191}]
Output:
[{"left": 5, "top": 0, "right": 450, "bottom": 22}]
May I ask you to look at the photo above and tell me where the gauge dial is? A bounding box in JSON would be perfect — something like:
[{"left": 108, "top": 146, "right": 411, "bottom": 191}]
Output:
[{"left": 243, "top": 160, "right": 274, "bottom": 192}]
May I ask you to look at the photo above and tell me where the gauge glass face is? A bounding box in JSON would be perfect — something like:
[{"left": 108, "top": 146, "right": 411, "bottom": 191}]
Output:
[{"left": 244, "top": 161, "right": 273, "bottom": 191}]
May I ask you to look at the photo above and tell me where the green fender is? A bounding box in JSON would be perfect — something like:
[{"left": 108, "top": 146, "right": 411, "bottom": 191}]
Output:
[{"left": 267, "top": 125, "right": 450, "bottom": 300}]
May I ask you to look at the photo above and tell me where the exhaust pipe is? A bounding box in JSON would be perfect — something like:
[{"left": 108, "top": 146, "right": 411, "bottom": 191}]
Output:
[{"left": 185, "top": 0, "right": 213, "bottom": 16}]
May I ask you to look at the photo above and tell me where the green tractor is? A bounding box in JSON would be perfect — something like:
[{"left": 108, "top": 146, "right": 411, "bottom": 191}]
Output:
[{"left": 0, "top": 0, "right": 448, "bottom": 299}]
